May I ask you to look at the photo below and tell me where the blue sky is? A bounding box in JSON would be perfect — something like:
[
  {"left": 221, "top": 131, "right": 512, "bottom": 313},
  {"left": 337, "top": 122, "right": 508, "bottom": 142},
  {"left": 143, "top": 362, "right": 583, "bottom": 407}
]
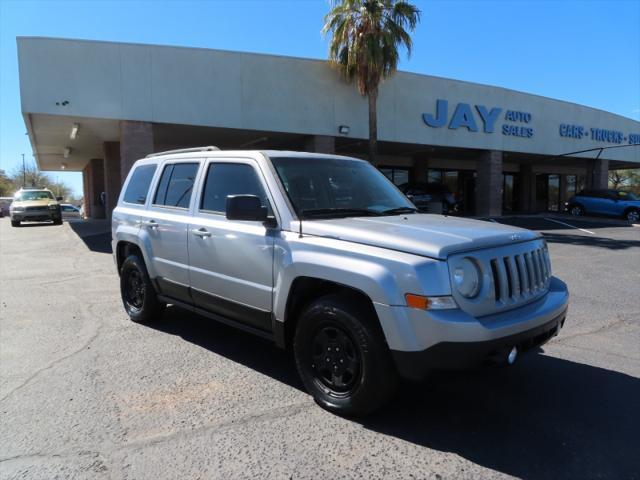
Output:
[{"left": 1, "top": 0, "right": 639, "bottom": 196}]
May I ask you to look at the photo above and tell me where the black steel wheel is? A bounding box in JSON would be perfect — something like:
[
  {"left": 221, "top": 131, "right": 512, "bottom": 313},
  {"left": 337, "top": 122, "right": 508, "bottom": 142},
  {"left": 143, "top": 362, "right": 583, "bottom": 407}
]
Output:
[
  {"left": 311, "top": 323, "right": 361, "bottom": 396},
  {"left": 124, "top": 267, "right": 145, "bottom": 311},
  {"left": 120, "top": 254, "right": 165, "bottom": 323},
  {"left": 294, "top": 293, "right": 398, "bottom": 416}
]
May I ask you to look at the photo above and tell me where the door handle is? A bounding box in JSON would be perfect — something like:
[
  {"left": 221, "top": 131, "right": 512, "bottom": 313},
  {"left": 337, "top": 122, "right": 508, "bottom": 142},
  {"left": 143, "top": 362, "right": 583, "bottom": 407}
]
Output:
[
  {"left": 191, "top": 228, "right": 211, "bottom": 238},
  {"left": 141, "top": 219, "right": 158, "bottom": 229}
]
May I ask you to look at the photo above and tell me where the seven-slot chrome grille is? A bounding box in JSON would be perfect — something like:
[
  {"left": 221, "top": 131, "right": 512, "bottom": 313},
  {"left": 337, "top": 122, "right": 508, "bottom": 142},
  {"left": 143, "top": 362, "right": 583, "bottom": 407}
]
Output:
[
  {"left": 489, "top": 246, "right": 551, "bottom": 304},
  {"left": 448, "top": 238, "right": 551, "bottom": 318}
]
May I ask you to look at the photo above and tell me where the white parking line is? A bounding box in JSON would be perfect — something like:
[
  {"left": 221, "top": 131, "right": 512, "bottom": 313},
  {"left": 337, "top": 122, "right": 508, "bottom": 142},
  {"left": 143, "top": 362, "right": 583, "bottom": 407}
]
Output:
[{"left": 544, "top": 217, "right": 595, "bottom": 235}]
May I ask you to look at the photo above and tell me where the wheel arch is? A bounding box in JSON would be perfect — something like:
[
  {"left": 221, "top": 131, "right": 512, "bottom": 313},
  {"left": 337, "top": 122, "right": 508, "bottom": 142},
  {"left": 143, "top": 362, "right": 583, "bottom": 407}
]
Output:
[
  {"left": 116, "top": 240, "right": 146, "bottom": 275},
  {"left": 277, "top": 276, "right": 380, "bottom": 349}
]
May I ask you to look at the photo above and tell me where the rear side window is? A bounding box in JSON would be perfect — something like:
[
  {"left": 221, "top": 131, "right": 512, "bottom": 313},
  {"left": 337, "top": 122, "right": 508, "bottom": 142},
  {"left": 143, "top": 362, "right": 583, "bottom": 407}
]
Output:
[
  {"left": 153, "top": 163, "right": 199, "bottom": 208},
  {"left": 123, "top": 164, "right": 157, "bottom": 205},
  {"left": 200, "top": 163, "right": 269, "bottom": 213}
]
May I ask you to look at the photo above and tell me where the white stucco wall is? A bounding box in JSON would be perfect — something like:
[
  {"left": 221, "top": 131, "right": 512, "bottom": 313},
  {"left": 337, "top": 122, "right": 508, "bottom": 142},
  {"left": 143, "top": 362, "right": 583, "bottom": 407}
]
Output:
[{"left": 17, "top": 37, "right": 640, "bottom": 163}]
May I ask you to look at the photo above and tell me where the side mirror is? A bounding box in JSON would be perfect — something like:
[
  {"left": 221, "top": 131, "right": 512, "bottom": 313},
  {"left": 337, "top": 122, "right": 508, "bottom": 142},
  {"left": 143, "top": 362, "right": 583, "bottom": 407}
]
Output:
[
  {"left": 56, "top": 196, "right": 63, "bottom": 201},
  {"left": 226, "top": 195, "right": 268, "bottom": 222}
]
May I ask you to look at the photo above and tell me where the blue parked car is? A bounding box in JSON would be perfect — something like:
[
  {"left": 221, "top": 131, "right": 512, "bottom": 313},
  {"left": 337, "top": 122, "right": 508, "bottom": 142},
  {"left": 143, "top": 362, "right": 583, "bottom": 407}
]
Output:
[{"left": 566, "top": 189, "right": 640, "bottom": 223}]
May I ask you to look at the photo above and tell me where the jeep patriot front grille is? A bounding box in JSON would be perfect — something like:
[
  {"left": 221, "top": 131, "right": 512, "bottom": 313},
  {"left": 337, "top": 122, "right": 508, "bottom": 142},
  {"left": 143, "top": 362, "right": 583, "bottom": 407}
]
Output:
[
  {"left": 448, "top": 238, "right": 551, "bottom": 318},
  {"left": 489, "top": 246, "right": 551, "bottom": 304}
]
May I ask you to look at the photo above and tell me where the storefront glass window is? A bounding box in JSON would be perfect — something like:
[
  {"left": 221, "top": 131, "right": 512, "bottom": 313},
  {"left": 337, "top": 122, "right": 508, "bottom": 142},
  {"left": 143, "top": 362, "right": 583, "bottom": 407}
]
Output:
[
  {"left": 503, "top": 173, "right": 519, "bottom": 213},
  {"left": 565, "top": 175, "right": 577, "bottom": 199},
  {"left": 428, "top": 169, "right": 443, "bottom": 184},
  {"left": 443, "top": 171, "right": 458, "bottom": 193},
  {"left": 380, "top": 168, "right": 409, "bottom": 186},
  {"left": 548, "top": 174, "right": 560, "bottom": 211}
]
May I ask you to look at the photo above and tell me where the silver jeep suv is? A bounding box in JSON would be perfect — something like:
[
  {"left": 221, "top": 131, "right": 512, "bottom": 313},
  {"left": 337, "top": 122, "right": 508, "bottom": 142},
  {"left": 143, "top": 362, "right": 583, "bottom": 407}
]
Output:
[{"left": 112, "top": 147, "right": 569, "bottom": 416}]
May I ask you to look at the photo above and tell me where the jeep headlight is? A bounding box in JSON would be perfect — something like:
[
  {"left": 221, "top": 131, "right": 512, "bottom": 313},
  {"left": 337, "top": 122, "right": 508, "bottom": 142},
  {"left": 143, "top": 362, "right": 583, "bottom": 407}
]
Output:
[{"left": 452, "top": 258, "right": 481, "bottom": 298}]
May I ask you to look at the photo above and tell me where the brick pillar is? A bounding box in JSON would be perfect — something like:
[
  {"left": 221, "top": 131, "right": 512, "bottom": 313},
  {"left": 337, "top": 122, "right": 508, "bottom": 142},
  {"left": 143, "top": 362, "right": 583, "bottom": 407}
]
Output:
[
  {"left": 87, "top": 158, "right": 105, "bottom": 219},
  {"left": 413, "top": 157, "right": 428, "bottom": 183},
  {"left": 120, "top": 121, "right": 154, "bottom": 182},
  {"left": 519, "top": 164, "right": 537, "bottom": 213},
  {"left": 103, "top": 141, "right": 121, "bottom": 218},
  {"left": 305, "top": 135, "right": 335, "bottom": 154},
  {"left": 588, "top": 158, "right": 609, "bottom": 189},
  {"left": 476, "top": 150, "right": 503, "bottom": 217},
  {"left": 82, "top": 163, "right": 92, "bottom": 219}
]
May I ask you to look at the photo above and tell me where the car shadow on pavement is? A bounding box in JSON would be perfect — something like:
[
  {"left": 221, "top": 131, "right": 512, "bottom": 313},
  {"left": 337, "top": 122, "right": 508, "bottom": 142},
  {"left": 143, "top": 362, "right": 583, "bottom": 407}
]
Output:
[
  {"left": 147, "top": 306, "right": 639, "bottom": 479},
  {"left": 13, "top": 221, "right": 57, "bottom": 227},
  {"left": 361, "top": 352, "right": 640, "bottom": 479},
  {"left": 149, "top": 305, "right": 305, "bottom": 391},
  {"left": 68, "top": 220, "right": 112, "bottom": 254},
  {"left": 542, "top": 232, "right": 640, "bottom": 250}
]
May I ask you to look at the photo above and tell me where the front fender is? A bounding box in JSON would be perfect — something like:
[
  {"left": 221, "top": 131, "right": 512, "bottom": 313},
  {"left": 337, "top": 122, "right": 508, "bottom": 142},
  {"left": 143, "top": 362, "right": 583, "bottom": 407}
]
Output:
[{"left": 272, "top": 232, "right": 450, "bottom": 322}]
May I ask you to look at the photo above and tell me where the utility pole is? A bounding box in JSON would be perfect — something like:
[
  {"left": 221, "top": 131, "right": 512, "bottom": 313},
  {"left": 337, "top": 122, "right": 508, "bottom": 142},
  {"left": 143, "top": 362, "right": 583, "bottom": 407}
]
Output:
[{"left": 22, "top": 154, "right": 26, "bottom": 187}]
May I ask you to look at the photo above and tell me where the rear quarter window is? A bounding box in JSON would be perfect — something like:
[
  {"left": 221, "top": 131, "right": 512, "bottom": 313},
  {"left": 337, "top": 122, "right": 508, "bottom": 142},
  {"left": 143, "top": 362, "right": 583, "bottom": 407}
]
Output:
[{"left": 123, "top": 164, "right": 157, "bottom": 205}]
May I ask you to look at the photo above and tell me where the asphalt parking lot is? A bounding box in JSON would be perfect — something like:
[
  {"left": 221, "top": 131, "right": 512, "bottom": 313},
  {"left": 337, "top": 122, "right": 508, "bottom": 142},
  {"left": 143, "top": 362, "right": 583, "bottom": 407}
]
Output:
[{"left": 1, "top": 215, "right": 639, "bottom": 479}]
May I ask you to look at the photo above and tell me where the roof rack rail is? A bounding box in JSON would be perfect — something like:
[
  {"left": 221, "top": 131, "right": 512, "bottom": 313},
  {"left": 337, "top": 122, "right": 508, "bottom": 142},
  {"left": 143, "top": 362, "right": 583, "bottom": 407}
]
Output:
[{"left": 146, "top": 146, "right": 220, "bottom": 158}]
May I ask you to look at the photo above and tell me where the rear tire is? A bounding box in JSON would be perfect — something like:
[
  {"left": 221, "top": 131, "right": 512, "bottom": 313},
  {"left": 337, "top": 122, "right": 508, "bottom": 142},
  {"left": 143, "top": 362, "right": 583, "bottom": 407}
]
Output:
[
  {"left": 120, "top": 254, "right": 165, "bottom": 323},
  {"left": 293, "top": 294, "right": 398, "bottom": 417},
  {"left": 11, "top": 220, "right": 20, "bottom": 227},
  {"left": 53, "top": 217, "right": 63, "bottom": 225},
  {"left": 569, "top": 204, "right": 584, "bottom": 217}
]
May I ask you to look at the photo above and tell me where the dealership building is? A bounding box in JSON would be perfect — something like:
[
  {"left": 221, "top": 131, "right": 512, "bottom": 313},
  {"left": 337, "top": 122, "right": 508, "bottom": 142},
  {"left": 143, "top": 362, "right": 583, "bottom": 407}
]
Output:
[{"left": 17, "top": 37, "right": 640, "bottom": 218}]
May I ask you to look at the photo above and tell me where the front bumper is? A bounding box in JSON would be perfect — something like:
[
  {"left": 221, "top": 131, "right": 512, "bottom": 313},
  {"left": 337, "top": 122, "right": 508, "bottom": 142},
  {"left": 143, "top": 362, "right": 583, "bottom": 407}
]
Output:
[
  {"left": 392, "top": 310, "right": 566, "bottom": 380},
  {"left": 12, "top": 210, "right": 61, "bottom": 222},
  {"left": 374, "top": 276, "right": 569, "bottom": 380}
]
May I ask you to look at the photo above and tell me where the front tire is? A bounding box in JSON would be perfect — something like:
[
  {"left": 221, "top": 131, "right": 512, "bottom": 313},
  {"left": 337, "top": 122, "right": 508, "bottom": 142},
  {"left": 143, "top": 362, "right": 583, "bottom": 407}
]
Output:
[
  {"left": 11, "top": 219, "right": 20, "bottom": 227},
  {"left": 120, "top": 254, "right": 165, "bottom": 323},
  {"left": 53, "top": 217, "right": 63, "bottom": 225},
  {"left": 293, "top": 294, "right": 398, "bottom": 416},
  {"left": 625, "top": 208, "right": 639, "bottom": 223}
]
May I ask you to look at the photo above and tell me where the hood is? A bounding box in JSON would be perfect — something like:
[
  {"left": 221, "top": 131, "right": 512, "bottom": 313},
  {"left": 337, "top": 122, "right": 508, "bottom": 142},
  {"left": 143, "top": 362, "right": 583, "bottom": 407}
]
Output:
[
  {"left": 14, "top": 199, "right": 57, "bottom": 207},
  {"left": 299, "top": 214, "right": 539, "bottom": 260}
]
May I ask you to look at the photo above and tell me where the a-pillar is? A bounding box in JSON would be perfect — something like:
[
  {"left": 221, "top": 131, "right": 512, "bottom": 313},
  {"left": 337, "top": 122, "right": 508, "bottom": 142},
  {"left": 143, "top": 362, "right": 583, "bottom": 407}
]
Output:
[
  {"left": 476, "top": 150, "right": 503, "bottom": 217},
  {"left": 588, "top": 158, "right": 609, "bottom": 189},
  {"left": 84, "top": 158, "right": 105, "bottom": 219},
  {"left": 120, "top": 121, "right": 154, "bottom": 182},
  {"left": 305, "top": 135, "right": 335, "bottom": 154},
  {"left": 103, "top": 141, "right": 121, "bottom": 218}
]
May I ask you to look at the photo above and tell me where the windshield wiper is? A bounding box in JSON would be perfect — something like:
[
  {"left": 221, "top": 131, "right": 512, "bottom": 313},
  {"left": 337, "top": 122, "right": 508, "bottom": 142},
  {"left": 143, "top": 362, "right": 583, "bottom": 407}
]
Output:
[
  {"left": 380, "top": 207, "right": 418, "bottom": 215},
  {"left": 301, "top": 208, "right": 383, "bottom": 219}
]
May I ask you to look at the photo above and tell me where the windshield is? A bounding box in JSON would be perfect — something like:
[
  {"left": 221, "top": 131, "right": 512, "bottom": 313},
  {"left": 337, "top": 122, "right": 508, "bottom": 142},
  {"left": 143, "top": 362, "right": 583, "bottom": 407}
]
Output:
[
  {"left": 15, "top": 190, "right": 54, "bottom": 201},
  {"left": 616, "top": 191, "right": 639, "bottom": 201},
  {"left": 271, "top": 156, "right": 416, "bottom": 219}
]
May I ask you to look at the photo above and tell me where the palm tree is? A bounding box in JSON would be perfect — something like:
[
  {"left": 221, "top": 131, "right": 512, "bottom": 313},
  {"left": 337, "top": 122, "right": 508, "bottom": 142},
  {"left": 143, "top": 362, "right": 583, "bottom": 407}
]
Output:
[{"left": 323, "top": 0, "right": 420, "bottom": 165}]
